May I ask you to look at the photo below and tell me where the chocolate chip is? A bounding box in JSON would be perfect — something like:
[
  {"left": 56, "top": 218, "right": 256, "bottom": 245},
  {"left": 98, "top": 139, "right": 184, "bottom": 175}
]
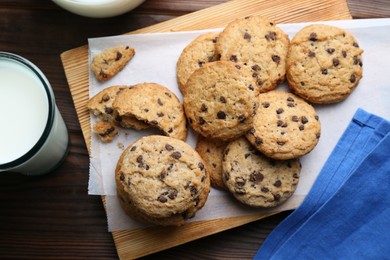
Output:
[
  {"left": 342, "top": 50, "right": 347, "bottom": 58},
  {"left": 252, "top": 64, "right": 261, "bottom": 71},
  {"left": 159, "top": 169, "right": 167, "bottom": 180},
  {"left": 248, "top": 128, "right": 256, "bottom": 135},
  {"left": 244, "top": 32, "right": 251, "bottom": 41},
  {"left": 248, "top": 84, "right": 254, "bottom": 91},
  {"left": 262, "top": 102, "right": 270, "bottom": 108},
  {"left": 198, "top": 162, "right": 205, "bottom": 170},
  {"left": 301, "top": 116, "right": 308, "bottom": 124},
  {"left": 130, "top": 146, "right": 137, "bottom": 152},
  {"left": 165, "top": 92, "right": 172, "bottom": 98},
  {"left": 350, "top": 74, "right": 356, "bottom": 83},
  {"left": 99, "top": 69, "right": 107, "bottom": 78},
  {"left": 321, "top": 69, "right": 328, "bottom": 75},
  {"left": 273, "top": 193, "right": 281, "bottom": 201},
  {"left": 265, "top": 31, "right": 277, "bottom": 41},
  {"left": 157, "top": 98, "right": 163, "bottom": 106},
  {"left": 272, "top": 55, "right": 281, "bottom": 64},
  {"left": 157, "top": 112, "right": 164, "bottom": 117},
  {"left": 158, "top": 195, "right": 168, "bottom": 203},
  {"left": 299, "top": 125, "right": 305, "bottom": 131},
  {"left": 333, "top": 58, "right": 340, "bottom": 66},
  {"left": 201, "top": 103, "right": 208, "bottom": 112},
  {"left": 198, "top": 61, "right": 205, "bottom": 67},
  {"left": 136, "top": 155, "right": 143, "bottom": 163},
  {"left": 287, "top": 103, "right": 295, "bottom": 107},
  {"left": 326, "top": 48, "right": 335, "bottom": 54},
  {"left": 115, "top": 51, "right": 122, "bottom": 61},
  {"left": 308, "top": 51, "right": 316, "bottom": 57},
  {"left": 249, "top": 171, "right": 264, "bottom": 182},
  {"left": 261, "top": 187, "right": 269, "bottom": 192},
  {"left": 274, "top": 180, "right": 282, "bottom": 187},
  {"left": 276, "top": 108, "right": 284, "bottom": 114},
  {"left": 255, "top": 137, "right": 263, "bottom": 145},
  {"left": 353, "top": 42, "right": 359, "bottom": 48},
  {"left": 277, "top": 141, "right": 285, "bottom": 146},
  {"left": 230, "top": 55, "right": 238, "bottom": 62},
  {"left": 292, "top": 115, "right": 299, "bottom": 122},
  {"left": 171, "top": 151, "right": 182, "bottom": 159},
  {"left": 119, "top": 172, "right": 125, "bottom": 181},
  {"left": 300, "top": 82, "right": 305, "bottom": 86},
  {"left": 190, "top": 186, "right": 198, "bottom": 196},
  {"left": 168, "top": 127, "right": 173, "bottom": 133},
  {"left": 212, "top": 37, "right": 218, "bottom": 43},
  {"left": 220, "top": 96, "right": 227, "bottom": 103},
  {"left": 199, "top": 117, "right": 205, "bottom": 125},
  {"left": 287, "top": 97, "right": 295, "bottom": 102},
  {"left": 309, "top": 33, "right": 317, "bottom": 41},
  {"left": 217, "top": 111, "right": 226, "bottom": 119},
  {"left": 165, "top": 144, "right": 174, "bottom": 151},
  {"left": 168, "top": 190, "right": 178, "bottom": 200},
  {"left": 235, "top": 65, "right": 241, "bottom": 69},
  {"left": 244, "top": 153, "right": 251, "bottom": 159}
]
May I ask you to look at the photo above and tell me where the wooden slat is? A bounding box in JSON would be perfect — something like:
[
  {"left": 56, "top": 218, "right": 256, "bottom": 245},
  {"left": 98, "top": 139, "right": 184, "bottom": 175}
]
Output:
[{"left": 60, "top": 0, "right": 352, "bottom": 258}]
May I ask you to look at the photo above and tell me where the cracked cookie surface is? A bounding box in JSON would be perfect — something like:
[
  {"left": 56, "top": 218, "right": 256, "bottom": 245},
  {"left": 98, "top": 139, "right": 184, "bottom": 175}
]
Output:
[
  {"left": 246, "top": 90, "right": 320, "bottom": 160},
  {"left": 115, "top": 135, "right": 210, "bottom": 226},
  {"left": 223, "top": 137, "right": 301, "bottom": 208},
  {"left": 287, "top": 24, "right": 363, "bottom": 103}
]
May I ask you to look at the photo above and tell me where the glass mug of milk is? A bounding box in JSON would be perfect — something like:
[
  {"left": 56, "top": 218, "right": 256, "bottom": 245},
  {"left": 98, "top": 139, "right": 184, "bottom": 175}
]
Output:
[{"left": 0, "top": 52, "right": 69, "bottom": 175}]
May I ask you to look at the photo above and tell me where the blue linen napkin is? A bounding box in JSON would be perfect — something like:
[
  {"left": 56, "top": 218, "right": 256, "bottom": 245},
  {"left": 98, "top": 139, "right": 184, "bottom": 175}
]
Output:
[{"left": 255, "top": 108, "right": 390, "bottom": 259}]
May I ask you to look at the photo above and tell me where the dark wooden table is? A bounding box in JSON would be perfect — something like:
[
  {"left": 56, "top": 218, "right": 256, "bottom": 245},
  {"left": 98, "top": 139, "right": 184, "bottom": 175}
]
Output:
[{"left": 1, "top": 0, "right": 389, "bottom": 259}]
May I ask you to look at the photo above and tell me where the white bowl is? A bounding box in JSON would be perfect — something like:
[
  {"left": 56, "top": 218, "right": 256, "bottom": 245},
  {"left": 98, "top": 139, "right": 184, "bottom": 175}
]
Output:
[{"left": 52, "top": 0, "right": 145, "bottom": 18}]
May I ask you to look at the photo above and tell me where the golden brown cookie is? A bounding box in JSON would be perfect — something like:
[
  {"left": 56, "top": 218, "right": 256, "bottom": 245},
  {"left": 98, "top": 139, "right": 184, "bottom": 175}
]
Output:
[
  {"left": 287, "top": 24, "right": 363, "bottom": 104},
  {"left": 216, "top": 15, "right": 290, "bottom": 93},
  {"left": 115, "top": 135, "right": 210, "bottom": 226},
  {"left": 92, "top": 45, "right": 135, "bottom": 81},
  {"left": 176, "top": 31, "right": 220, "bottom": 94},
  {"left": 92, "top": 121, "right": 118, "bottom": 143},
  {"left": 222, "top": 137, "right": 301, "bottom": 208},
  {"left": 112, "top": 83, "right": 188, "bottom": 141},
  {"left": 246, "top": 90, "right": 321, "bottom": 160},
  {"left": 183, "top": 61, "right": 257, "bottom": 141},
  {"left": 195, "top": 136, "right": 228, "bottom": 190}
]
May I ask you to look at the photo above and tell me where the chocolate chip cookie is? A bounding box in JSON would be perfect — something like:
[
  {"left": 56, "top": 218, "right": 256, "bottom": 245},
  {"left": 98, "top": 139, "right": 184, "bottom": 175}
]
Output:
[
  {"left": 246, "top": 90, "right": 321, "bottom": 160},
  {"left": 183, "top": 61, "right": 257, "bottom": 141},
  {"left": 287, "top": 24, "right": 363, "bottom": 103},
  {"left": 216, "top": 15, "right": 290, "bottom": 94},
  {"left": 223, "top": 137, "right": 301, "bottom": 208},
  {"left": 177, "top": 31, "right": 220, "bottom": 94},
  {"left": 92, "top": 45, "right": 135, "bottom": 81},
  {"left": 115, "top": 135, "right": 210, "bottom": 226},
  {"left": 112, "top": 83, "right": 188, "bottom": 141}
]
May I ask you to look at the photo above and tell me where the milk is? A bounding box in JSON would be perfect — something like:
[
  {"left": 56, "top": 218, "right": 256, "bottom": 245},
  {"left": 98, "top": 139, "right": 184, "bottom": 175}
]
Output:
[{"left": 0, "top": 52, "right": 69, "bottom": 175}]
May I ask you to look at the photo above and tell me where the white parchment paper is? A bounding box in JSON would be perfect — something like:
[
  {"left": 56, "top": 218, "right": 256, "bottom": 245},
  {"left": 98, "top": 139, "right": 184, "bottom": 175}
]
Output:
[{"left": 88, "top": 18, "right": 390, "bottom": 231}]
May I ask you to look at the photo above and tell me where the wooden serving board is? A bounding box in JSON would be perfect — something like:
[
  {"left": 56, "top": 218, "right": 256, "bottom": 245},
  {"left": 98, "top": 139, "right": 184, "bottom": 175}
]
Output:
[{"left": 60, "top": 0, "right": 351, "bottom": 258}]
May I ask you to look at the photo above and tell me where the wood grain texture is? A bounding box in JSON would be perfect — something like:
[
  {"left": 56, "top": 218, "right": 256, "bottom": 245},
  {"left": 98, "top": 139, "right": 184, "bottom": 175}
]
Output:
[{"left": 61, "top": 0, "right": 352, "bottom": 258}]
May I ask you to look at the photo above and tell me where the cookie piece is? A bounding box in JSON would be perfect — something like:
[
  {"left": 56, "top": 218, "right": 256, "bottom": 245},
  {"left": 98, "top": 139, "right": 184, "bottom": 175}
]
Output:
[
  {"left": 115, "top": 135, "right": 210, "bottom": 226},
  {"left": 87, "top": 85, "right": 149, "bottom": 130},
  {"left": 246, "top": 90, "right": 320, "bottom": 160},
  {"left": 216, "top": 15, "right": 290, "bottom": 94},
  {"left": 112, "top": 83, "right": 188, "bottom": 141},
  {"left": 287, "top": 24, "right": 363, "bottom": 104},
  {"left": 177, "top": 31, "right": 220, "bottom": 94},
  {"left": 183, "top": 61, "right": 257, "bottom": 141},
  {"left": 92, "top": 45, "right": 135, "bottom": 81},
  {"left": 223, "top": 137, "right": 301, "bottom": 208},
  {"left": 92, "top": 121, "right": 118, "bottom": 142},
  {"left": 195, "top": 136, "right": 228, "bottom": 190}
]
